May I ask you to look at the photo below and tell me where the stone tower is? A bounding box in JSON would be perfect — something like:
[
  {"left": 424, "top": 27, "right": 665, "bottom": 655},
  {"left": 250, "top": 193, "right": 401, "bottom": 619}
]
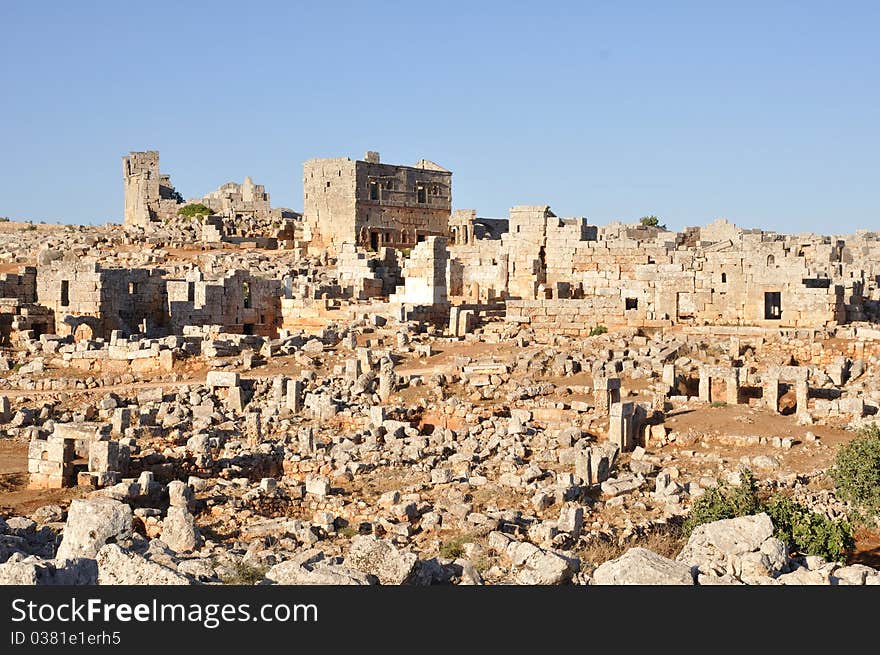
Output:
[{"left": 122, "top": 150, "right": 182, "bottom": 227}]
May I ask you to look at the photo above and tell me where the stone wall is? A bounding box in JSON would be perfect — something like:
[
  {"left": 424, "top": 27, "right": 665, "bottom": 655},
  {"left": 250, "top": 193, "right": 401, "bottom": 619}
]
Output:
[
  {"left": 391, "top": 236, "right": 449, "bottom": 306},
  {"left": 36, "top": 261, "right": 167, "bottom": 339},
  {"left": 166, "top": 269, "right": 282, "bottom": 338},
  {"left": 200, "top": 176, "right": 271, "bottom": 222},
  {"left": 445, "top": 209, "right": 853, "bottom": 329},
  {"left": 0, "top": 266, "right": 36, "bottom": 301},
  {"left": 448, "top": 240, "right": 507, "bottom": 301},
  {"left": 303, "top": 152, "right": 451, "bottom": 254}
]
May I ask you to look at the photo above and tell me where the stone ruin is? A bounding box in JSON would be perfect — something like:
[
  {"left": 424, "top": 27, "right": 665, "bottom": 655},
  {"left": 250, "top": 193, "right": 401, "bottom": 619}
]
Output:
[{"left": 4, "top": 145, "right": 880, "bottom": 588}]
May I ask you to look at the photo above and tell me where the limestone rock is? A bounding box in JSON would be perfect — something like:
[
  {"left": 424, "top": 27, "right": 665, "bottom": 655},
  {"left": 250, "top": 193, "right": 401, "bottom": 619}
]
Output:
[
  {"left": 96, "top": 544, "right": 191, "bottom": 585},
  {"left": 592, "top": 547, "right": 694, "bottom": 585},
  {"left": 265, "top": 560, "right": 375, "bottom": 585},
  {"left": 160, "top": 507, "right": 202, "bottom": 553},
  {"left": 345, "top": 535, "right": 418, "bottom": 585},
  {"left": 55, "top": 498, "right": 133, "bottom": 561},
  {"left": 0, "top": 556, "right": 98, "bottom": 585}
]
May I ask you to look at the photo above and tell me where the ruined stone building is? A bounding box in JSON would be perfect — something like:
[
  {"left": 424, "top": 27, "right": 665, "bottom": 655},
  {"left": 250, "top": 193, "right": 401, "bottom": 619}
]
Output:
[
  {"left": 303, "top": 151, "right": 452, "bottom": 254},
  {"left": 123, "top": 151, "right": 300, "bottom": 247},
  {"left": 122, "top": 151, "right": 184, "bottom": 227},
  {"left": 0, "top": 267, "right": 52, "bottom": 345},
  {"left": 0, "top": 259, "right": 284, "bottom": 342},
  {"left": 200, "top": 176, "right": 272, "bottom": 221},
  {"left": 36, "top": 261, "right": 168, "bottom": 339},
  {"left": 444, "top": 213, "right": 856, "bottom": 332},
  {"left": 166, "top": 268, "right": 282, "bottom": 338},
  {"left": 449, "top": 209, "right": 508, "bottom": 245}
]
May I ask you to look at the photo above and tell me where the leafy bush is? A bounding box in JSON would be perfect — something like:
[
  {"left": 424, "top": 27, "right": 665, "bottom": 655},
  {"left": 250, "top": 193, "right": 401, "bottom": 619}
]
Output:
[
  {"left": 178, "top": 203, "right": 214, "bottom": 219},
  {"left": 589, "top": 325, "right": 608, "bottom": 337},
  {"left": 684, "top": 469, "right": 854, "bottom": 561},
  {"left": 683, "top": 470, "right": 761, "bottom": 535},
  {"left": 831, "top": 423, "right": 880, "bottom": 518},
  {"left": 639, "top": 215, "right": 666, "bottom": 228},
  {"left": 764, "top": 495, "right": 854, "bottom": 562}
]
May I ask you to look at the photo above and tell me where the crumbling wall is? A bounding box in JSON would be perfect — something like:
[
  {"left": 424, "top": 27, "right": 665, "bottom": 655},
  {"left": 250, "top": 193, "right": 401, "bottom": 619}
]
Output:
[
  {"left": 122, "top": 151, "right": 183, "bottom": 227},
  {"left": 448, "top": 240, "right": 507, "bottom": 301},
  {"left": 36, "top": 261, "right": 167, "bottom": 339},
  {"left": 167, "top": 269, "right": 281, "bottom": 337},
  {"left": 200, "top": 176, "right": 272, "bottom": 223}
]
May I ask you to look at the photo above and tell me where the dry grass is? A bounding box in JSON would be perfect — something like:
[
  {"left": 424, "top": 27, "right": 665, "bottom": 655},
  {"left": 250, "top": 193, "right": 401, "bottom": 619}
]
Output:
[{"left": 575, "top": 524, "right": 685, "bottom": 569}]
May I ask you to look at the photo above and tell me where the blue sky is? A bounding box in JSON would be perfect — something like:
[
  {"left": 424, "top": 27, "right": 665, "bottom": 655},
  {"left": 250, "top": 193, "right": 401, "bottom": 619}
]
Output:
[{"left": 1, "top": 1, "right": 878, "bottom": 233}]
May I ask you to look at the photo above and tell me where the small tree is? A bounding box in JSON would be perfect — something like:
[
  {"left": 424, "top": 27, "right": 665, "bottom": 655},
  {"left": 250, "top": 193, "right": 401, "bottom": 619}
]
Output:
[
  {"left": 639, "top": 215, "right": 666, "bottom": 229},
  {"left": 178, "top": 203, "right": 214, "bottom": 219},
  {"left": 831, "top": 423, "right": 880, "bottom": 519}
]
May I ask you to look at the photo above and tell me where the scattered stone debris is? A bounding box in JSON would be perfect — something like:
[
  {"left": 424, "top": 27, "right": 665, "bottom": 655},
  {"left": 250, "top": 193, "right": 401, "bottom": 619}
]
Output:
[{"left": 2, "top": 148, "right": 880, "bottom": 585}]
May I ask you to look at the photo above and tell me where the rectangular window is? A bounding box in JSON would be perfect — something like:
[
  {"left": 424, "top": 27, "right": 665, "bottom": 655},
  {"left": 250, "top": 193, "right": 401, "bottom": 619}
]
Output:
[
  {"left": 128, "top": 282, "right": 138, "bottom": 294},
  {"left": 625, "top": 297, "right": 638, "bottom": 311},
  {"left": 764, "top": 292, "right": 782, "bottom": 320},
  {"left": 370, "top": 181, "right": 379, "bottom": 200},
  {"left": 417, "top": 186, "right": 426, "bottom": 203},
  {"left": 60, "top": 280, "right": 69, "bottom": 307},
  {"left": 187, "top": 282, "right": 195, "bottom": 303}
]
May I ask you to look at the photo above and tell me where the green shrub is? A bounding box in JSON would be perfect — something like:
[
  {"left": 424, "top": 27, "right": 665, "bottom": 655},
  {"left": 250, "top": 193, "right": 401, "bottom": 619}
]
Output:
[
  {"left": 710, "top": 401, "right": 727, "bottom": 408},
  {"left": 831, "top": 424, "right": 880, "bottom": 519},
  {"left": 220, "top": 560, "right": 268, "bottom": 585},
  {"left": 589, "top": 325, "right": 608, "bottom": 337},
  {"left": 178, "top": 203, "right": 214, "bottom": 219},
  {"left": 684, "top": 469, "right": 854, "bottom": 561},
  {"left": 639, "top": 215, "right": 667, "bottom": 229},
  {"left": 439, "top": 534, "right": 472, "bottom": 559},
  {"left": 764, "top": 495, "right": 854, "bottom": 562},
  {"left": 683, "top": 469, "right": 760, "bottom": 536}
]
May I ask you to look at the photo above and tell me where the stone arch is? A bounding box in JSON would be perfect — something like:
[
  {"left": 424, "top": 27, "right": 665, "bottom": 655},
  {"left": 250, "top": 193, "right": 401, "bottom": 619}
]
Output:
[{"left": 73, "top": 323, "right": 94, "bottom": 342}]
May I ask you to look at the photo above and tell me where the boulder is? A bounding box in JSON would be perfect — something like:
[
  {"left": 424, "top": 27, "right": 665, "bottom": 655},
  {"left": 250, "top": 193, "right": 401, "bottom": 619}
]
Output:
[
  {"left": 160, "top": 507, "right": 202, "bottom": 553},
  {"left": 345, "top": 535, "right": 418, "bottom": 585},
  {"left": 31, "top": 505, "right": 65, "bottom": 524},
  {"left": 676, "top": 513, "right": 786, "bottom": 580},
  {"left": 265, "top": 560, "right": 375, "bottom": 585},
  {"left": 96, "top": 544, "right": 191, "bottom": 585},
  {"left": 0, "top": 555, "right": 97, "bottom": 585},
  {"left": 508, "top": 541, "right": 577, "bottom": 585},
  {"left": 592, "top": 547, "right": 694, "bottom": 585},
  {"left": 55, "top": 498, "right": 132, "bottom": 561}
]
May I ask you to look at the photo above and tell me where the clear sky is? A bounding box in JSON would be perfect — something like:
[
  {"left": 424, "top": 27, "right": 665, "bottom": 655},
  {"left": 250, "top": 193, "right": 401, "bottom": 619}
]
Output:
[{"left": 1, "top": 1, "right": 878, "bottom": 234}]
